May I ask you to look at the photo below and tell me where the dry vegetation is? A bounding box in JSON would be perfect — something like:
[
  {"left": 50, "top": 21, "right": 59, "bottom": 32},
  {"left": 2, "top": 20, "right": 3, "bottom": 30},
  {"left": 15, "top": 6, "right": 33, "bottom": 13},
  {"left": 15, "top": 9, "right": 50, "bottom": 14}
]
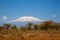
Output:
[{"left": 0, "top": 20, "right": 60, "bottom": 40}]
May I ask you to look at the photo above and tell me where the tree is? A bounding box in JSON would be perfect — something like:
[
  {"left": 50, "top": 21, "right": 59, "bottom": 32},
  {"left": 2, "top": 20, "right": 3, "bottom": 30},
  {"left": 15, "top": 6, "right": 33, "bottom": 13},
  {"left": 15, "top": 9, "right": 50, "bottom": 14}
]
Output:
[
  {"left": 11, "top": 24, "right": 17, "bottom": 30},
  {"left": 3, "top": 23, "right": 11, "bottom": 29},
  {"left": 33, "top": 24, "right": 38, "bottom": 30},
  {"left": 26, "top": 22, "right": 33, "bottom": 30},
  {"left": 0, "top": 26, "right": 3, "bottom": 30},
  {"left": 39, "top": 20, "right": 53, "bottom": 30},
  {"left": 42, "top": 20, "right": 53, "bottom": 30}
]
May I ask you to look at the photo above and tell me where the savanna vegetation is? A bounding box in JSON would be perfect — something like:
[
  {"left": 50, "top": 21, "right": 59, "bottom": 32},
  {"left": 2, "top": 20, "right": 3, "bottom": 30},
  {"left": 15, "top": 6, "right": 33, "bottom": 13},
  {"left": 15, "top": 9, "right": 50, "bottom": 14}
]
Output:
[{"left": 0, "top": 20, "right": 60, "bottom": 40}]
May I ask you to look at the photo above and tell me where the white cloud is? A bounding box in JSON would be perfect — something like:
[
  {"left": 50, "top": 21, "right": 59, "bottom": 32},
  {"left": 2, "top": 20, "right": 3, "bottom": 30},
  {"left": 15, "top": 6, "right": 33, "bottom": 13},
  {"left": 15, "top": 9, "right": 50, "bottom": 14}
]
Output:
[
  {"left": 9, "top": 16, "right": 44, "bottom": 22},
  {"left": 0, "top": 16, "right": 7, "bottom": 20}
]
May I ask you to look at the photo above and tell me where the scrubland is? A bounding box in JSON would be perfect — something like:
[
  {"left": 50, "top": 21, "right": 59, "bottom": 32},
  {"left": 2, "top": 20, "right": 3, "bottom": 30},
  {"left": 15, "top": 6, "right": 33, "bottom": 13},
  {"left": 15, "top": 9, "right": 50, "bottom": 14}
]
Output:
[{"left": 0, "top": 20, "right": 60, "bottom": 40}]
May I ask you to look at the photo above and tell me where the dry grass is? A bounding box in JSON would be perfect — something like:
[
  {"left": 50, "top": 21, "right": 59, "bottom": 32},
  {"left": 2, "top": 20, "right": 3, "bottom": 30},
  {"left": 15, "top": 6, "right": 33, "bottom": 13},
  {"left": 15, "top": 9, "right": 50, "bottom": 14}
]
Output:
[
  {"left": 22, "top": 30, "right": 60, "bottom": 40},
  {"left": 0, "top": 30, "right": 60, "bottom": 40}
]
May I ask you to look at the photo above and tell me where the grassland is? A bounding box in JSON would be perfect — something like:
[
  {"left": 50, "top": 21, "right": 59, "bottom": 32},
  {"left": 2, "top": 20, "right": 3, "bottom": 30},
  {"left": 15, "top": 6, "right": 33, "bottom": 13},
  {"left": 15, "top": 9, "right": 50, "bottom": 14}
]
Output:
[
  {"left": 0, "top": 30, "right": 60, "bottom": 40},
  {"left": 0, "top": 20, "right": 60, "bottom": 40}
]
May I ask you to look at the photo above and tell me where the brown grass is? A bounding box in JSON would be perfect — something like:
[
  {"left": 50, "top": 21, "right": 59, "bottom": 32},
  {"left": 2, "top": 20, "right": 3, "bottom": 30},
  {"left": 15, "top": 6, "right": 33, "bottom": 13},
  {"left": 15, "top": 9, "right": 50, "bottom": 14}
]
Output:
[{"left": 0, "top": 30, "right": 60, "bottom": 40}]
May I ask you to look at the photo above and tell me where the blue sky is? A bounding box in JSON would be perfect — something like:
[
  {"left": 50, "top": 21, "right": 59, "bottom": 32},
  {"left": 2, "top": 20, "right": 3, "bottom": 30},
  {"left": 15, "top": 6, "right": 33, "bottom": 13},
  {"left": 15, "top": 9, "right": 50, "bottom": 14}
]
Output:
[{"left": 0, "top": 0, "right": 60, "bottom": 22}]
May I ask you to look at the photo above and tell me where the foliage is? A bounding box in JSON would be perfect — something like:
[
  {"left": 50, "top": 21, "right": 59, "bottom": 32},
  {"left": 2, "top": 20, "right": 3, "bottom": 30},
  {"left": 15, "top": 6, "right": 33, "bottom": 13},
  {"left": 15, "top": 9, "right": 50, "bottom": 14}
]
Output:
[
  {"left": 26, "top": 22, "right": 33, "bottom": 30},
  {"left": 0, "top": 26, "right": 3, "bottom": 30},
  {"left": 11, "top": 24, "right": 17, "bottom": 30},
  {"left": 0, "top": 20, "right": 60, "bottom": 34},
  {"left": 3, "top": 23, "right": 11, "bottom": 29},
  {"left": 33, "top": 24, "right": 38, "bottom": 30}
]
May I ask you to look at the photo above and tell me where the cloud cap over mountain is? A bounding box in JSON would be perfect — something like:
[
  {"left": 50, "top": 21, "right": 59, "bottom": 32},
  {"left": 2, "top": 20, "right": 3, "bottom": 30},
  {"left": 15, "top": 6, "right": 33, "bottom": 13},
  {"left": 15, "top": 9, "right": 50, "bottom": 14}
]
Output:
[{"left": 9, "top": 16, "right": 44, "bottom": 22}]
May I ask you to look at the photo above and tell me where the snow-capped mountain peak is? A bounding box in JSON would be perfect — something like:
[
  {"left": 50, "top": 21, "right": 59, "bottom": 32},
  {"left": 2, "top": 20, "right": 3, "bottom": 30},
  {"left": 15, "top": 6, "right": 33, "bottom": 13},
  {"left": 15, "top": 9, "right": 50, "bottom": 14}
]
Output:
[{"left": 9, "top": 16, "right": 44, "bottom": 22}]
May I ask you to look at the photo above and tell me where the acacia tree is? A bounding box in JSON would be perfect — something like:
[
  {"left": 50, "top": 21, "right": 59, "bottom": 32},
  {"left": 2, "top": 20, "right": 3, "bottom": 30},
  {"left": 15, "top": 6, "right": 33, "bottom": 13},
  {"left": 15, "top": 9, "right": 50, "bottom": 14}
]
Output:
[
  {"left": 33, "top": 24, "right": 38, "bottom": 30},
  {"left": 38, "top": 20, "right": 53, "bottom": 30},
  {"left": 11, "top": 24, "right": 17, "bottom": 30},
  {"left": 3, "top": 23, "right": 11, "bottom": 29},
  {"left": 26, "top": 22, "right": 33, "bottom": 30},
  {"left": 42, "top": 20, "right": 53, "bottom": 30},
  {"left": 0, "top": 26, "right": 3, "bottom": 30}
]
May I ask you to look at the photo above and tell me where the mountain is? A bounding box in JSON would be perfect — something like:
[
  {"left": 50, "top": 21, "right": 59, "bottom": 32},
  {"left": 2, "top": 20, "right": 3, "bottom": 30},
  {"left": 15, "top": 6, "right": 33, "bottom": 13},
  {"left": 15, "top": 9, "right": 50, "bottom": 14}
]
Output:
[
  {"left": 9, "top": 16, "right": 44, "bottom": 22},
  {"left": 0, "top": 16, "right": 44, "bottom": 27}
]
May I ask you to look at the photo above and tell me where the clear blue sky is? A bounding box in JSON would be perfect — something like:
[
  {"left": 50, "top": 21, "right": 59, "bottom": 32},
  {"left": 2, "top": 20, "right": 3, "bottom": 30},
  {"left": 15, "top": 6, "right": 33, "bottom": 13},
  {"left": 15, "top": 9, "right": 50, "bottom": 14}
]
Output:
[{"left": 0, "top": 0, "right": 60, "bottom": 22}]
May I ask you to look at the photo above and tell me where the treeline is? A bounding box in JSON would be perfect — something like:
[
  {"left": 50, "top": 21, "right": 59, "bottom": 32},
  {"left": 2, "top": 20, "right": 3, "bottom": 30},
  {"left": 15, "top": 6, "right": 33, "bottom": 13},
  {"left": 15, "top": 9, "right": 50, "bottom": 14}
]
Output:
[
  {"left": 0, "top": 20, "right": 60, "bottom": 31},
  {"left": 0, "top": 24, "right": 17, "bottom": 30},
  {"left": 19, "top": 20, "right": 60, "bottom": 31}
]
